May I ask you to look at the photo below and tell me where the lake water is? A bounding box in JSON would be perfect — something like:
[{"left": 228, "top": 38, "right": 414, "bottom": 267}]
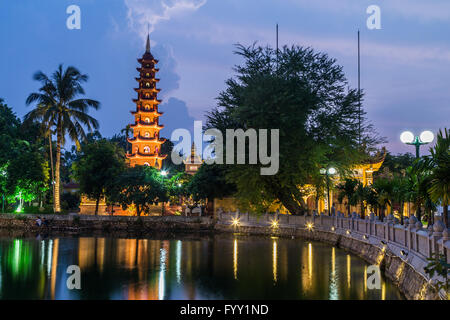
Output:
[{"left": 0, "top": 233, "right": 403, "bottom": 300}]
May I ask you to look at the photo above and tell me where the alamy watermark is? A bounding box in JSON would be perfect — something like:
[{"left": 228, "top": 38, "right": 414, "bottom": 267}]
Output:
[
  {"left": 66, "top": 265, "right": 81, "bottom": 290},
  {"left": 366, "top": 265, "right": 381, "bottom": 290},
  {"left": 66, "top": 5, "right": 81, "bottom": 30},
  {"left": 367, "top": 5, "right": 381, "bottom": 30},
  {"left": 171, "top": 121, "right": 279, "bottom": 175}
]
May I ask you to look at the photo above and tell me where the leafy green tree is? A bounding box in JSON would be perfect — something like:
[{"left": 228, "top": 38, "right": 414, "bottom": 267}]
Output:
[
  {"left": 406, "top": 165, "right": 431, "bottom": 223},
  {"left": 0, "top": 99, "right": 49, "bottom": 212},
  {"left": 375, "top": 152, "right": 415, "bottom": 179},
  {"left": 111, "top": 166, "right": 168, "bottom": 216},
  {"left": 354, "top": 182, "right": 371, "bottom": 219},
  {"left": 336, "top": 178, "right": 358, "bottom": 216},
  {"left": 205, "top": 44, "right": 382, "bottom": 215},
  {"left": 24, "top": 65, "right": 100, "bottom": 213},
  {"left": 6, "top": 148, "right": 49, "bottom": 209},
  {"left": 424, "top": 252, "right": 449, "bottom": 299},
  {"left": 187, "top": 164, "right": 236, "bottom": 213},
  {"left": 371, "top": 178, "right": 393, "bottom": 221},
  {"left": 161, "top": 139, "right": 184, "bottom": 173},
  {"left": 72, "top": 139, "right": 126, "bottom": 215},
  {"left": 391, "top": 176, "right": 408, "bottom": 224}
]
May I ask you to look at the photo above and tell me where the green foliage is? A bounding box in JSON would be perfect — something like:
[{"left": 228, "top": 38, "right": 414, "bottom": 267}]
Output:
[
  {"left": 417, "top": 129, "right": 450, "bottom": 227},
  {"left": 187, "top": 164, "right": 236, "bottom": 202},
  {"left": 72, "top": 139, "right": 125, "bottom": 214},
  {"left": 371, "top": 178, "right": 394, "bottom": 220},
  {"left": 424, "top": 253, "right": 450, "bottom": 299},
  {"left": 336, "top": 178, "right": 358, "bottom": 215},
  {"left": 61, "top": 192, "right": 81, "bottom": 210},
  {"left": 161, "top": 139, "right": 185, "bottom": 173},
  {"left": 24, "top": 64, "right": 100, "bottom": 212},
  {"left": 205, "top": 44, "right": 383, "bottom": 214},
  {"left": 110, "top": 166, "right": 168, "bottom": 216},
  {"left": 375, "top": 152, "right": 415, "bottom": 179},
  {"left": 0, "top": 99, "right": 49, "bottom": 210}
]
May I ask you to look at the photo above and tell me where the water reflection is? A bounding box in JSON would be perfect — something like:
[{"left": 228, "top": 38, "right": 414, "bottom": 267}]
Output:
[
  {"left": 0, "top": 235, "right": 403, "bottom": 300},
  {"left": 233, "top": 239, "right": 238, "bottom": 280},
  {"left": 272, "top": 239, "right": 277, "bottom": 283},
  {"left": 329, "top": 247, "right": 338, "bottom": 300}
]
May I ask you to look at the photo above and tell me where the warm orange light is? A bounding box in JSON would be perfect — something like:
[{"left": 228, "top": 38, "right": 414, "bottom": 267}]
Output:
[
  {"left": 231, "top": 218, "right": 240, "bottom": 227},
  {"left": 271, "top": 219, "right": 279, "bottom": 228}
]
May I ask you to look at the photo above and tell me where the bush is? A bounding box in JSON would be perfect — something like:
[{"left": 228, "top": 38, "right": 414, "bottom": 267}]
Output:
[{"left": 61, "top": 192, "right": 80, "bottom": 210}]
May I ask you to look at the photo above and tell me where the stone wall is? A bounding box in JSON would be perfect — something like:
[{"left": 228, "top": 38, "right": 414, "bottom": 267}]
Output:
[
  {"left": 0, "top": 214, "right": 214, "bottom": 234},
  {"left": 216, "top": 210, "right": 450, "bottom": 300}
]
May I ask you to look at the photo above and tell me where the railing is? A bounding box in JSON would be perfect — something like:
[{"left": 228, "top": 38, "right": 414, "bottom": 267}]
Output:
[{"left": 217, "top": 210, "right": 450, "bottom": 266}]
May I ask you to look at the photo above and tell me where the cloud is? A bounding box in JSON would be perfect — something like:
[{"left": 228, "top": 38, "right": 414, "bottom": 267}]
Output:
[
  {"left": 177, "top": 22, "right": 450, "bottom": 64},
  {"left": 159, "top": 97, "right": 196, "bottom": 141},
  {"left": 152, "top": 44, "right": 181, "bottom": 96},
  {"left": 124, "top": 0, "right": 207, "bottom": 40}
]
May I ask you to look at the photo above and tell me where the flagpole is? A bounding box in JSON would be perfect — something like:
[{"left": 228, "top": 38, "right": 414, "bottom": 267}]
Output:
[{"left": 358, "top": 30, "right": 361, "bottom": 145}]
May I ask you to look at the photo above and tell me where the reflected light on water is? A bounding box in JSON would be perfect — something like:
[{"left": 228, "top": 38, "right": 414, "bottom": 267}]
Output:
[
  {"left": 0, "top": 236, "right": 404, "bottom": 300},
  {"left": 308, "top": 243, "right": 312, "bottom": 280},
  {"left": 233, "top": 239, "right": 238, "bottom": 280},
  {"left": 347, "top": 254, "right": 351, "bottom": 288},
  {"left": 159, "top": 248, "right": 167, "bottom": 300},
  {"left": 329, "top": 247, "right": 338, "bottom": 300},
  {"left": 364, "top": 265, "right": 367, "bottom": 293},
  {"left": 272, "top": 240, "right": 278, "bottom": 283},
  {"left": 50, "top": 239, "right": 59, "bottom": 300},
  {"left": 176, "top": 240, "right": 182, "bottom": 284}
]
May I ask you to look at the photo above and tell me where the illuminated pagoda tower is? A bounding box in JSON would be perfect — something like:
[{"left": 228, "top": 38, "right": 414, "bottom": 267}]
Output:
[{"left": 127, "top": 34, "right": 167, "bottom": 167}]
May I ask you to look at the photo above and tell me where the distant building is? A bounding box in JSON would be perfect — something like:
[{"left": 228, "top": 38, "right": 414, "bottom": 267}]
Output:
[
  {"left": 62, "top": 182, "right": 79, "bottom": 194},
  {"left": 183, "top": 143, "right": 203, "bottom": 175}
]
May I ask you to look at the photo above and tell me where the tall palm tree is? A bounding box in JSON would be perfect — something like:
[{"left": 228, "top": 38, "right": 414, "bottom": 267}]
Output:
[
  {"left": 405, "top": 165, "right": 430, "bottom": 223},
  {"left": 25, "top": 65, "right": 100, "bottom": 212},
  {"left": 391, "top": 176, "right": 408, "bottom": 224},
  {"left": 419, "top": 129, "right": 450, "bottom": 228},
  {"left": 372, "top": 178, "right": 393, "bottom": 221},
  {"left": 354, "top": 182, "right": 371, "bottom": 219},
  {"left": 336, "top": 178, "right": 358, "bottom": 216}
]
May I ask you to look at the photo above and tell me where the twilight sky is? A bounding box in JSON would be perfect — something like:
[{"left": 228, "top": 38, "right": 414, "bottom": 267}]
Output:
[{"left": 1, "top": 0, "right": 449, "bottom": 155}]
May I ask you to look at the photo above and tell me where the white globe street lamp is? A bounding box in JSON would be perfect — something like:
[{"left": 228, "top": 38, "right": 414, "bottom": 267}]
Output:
[{"left": 400, "top": 130, "right": 434, "bottom": 158}]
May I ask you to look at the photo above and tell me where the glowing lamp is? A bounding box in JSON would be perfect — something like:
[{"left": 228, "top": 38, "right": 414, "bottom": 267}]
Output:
[
  {"left": 271, "top": 220, "right": 279, "bottom": 228},
  {"left": 400, "top": 131, "right": 414, "bottom": 144},
  {"left": 327, "top": 167, "right": 337, "bottom": 175},
  {"left": 419, "top": 131, "right": 434, "bottom": 143},
  {"left": 161, "top": 170, "right": 168, "bottom": 176}
]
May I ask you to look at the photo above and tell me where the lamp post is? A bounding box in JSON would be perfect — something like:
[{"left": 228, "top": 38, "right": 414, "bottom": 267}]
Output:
[
  {"left": 320, "top": 167, "right": 337, "bottom": 216},
  {"left": 400, "top": 131, "right": 434, "bottom": 158},
  {"left": 160, "top": 170, "right": 168, "bottom": 216}
]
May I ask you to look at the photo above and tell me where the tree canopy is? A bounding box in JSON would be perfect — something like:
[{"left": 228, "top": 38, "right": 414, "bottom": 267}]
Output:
[{"left": 205, "top": 44, "right": 383, "bottom": 214}]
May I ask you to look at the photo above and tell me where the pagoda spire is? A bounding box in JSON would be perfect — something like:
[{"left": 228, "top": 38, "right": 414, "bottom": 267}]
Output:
[{"left": 145, "top": 33, "right": 150, "bottom": 53}]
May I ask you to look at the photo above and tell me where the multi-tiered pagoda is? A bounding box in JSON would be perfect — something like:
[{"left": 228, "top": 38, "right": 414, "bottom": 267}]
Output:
[{"left": 126, "top": 34, "right": 167, "bottom": 167}]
